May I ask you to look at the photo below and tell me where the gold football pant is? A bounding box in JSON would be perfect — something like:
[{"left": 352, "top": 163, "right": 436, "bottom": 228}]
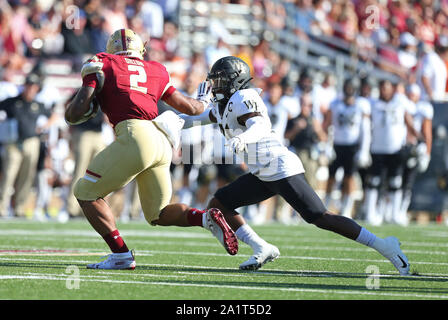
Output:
[{"left": 74, "top": 119, "right": 172, "bottom": 223}]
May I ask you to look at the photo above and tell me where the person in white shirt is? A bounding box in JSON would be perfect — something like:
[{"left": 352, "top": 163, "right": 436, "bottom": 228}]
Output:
[
  {"left": 312, "top": 73, "right": 337, "bottom": 124},
  {"left": 364, "top": 80, "right": 418, "bottom": 226},
  {"left": 399, "top": 84, "right": 433, "bottom": 226},
  {"left": 322, "top": 79, "right": 371, "bottom": 218},
  {"left": 180, "top": 56, "right": 411, "bottom": 275},
  {"left": 418, "top": 40, "right": 448, "bottom": 102},
  {"left": 264, "top": 82, "right": 299, "bottom": 143}
]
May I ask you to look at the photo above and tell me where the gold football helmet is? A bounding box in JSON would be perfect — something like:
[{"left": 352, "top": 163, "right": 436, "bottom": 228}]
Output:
[{"left": 106, "top": 29, "right": 146, "bottom": 59}]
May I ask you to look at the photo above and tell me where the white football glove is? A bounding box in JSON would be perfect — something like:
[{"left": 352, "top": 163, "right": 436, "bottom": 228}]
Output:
[
  {"left": 415, "top": 142, "right": 427, "bottom": 158},
  {"left": 417, "top": 153, "right": 431, "bottom": 173},
  {"left": 354, "top": 150, "right": 372, "bottom": 168},
  {"left": 226, "top": 136, "right": 247, "bottom": 154},
  {"left": 196, "top": 80, "right": 212, "bottom": 108},
  {"left": 81, "top": 57, "right": 105, "bottom": 91}
]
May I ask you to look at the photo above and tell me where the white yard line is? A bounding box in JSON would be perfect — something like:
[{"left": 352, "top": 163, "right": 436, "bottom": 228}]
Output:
[
  {"left": 1, "top": 236, "right": 447, "bottom": 254},
  {"left": 1, "top": 250, "right": 448, "bottom": 267},
  {"left": 0, "top": 273, "right": 447, "bottom": 299}
]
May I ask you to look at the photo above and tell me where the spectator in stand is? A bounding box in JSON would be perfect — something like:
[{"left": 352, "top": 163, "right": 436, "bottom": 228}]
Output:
[
  {"left": 102, "top": 0, "right": 128, "bottom": 35},
  {"left": 187, "top": 51, "right": 208, "bottom": 78},
  {"left": 204, "top": 37, "right": 231, "bottom": 69},
  {"left": 418, "top": 6, "right": 436, "bottom": 49},
  {"left": 294, "top": 0, "right": 314, "bottom": 39},
  {"left": 161, "top": 21, "right": 179, "bottom": 60},
  {"left": 154, "top": 0, "right": 179, "bottom": 21},
  {"left": 252, "top": 39, "right": 271, "bottom": 79},
  {"left": 311, "top": 0, "right": 333, "bottom": 36},
  {"left": 264, "top": 0, "right": 287, "bottom": 30},
  {"left": 332, "top": 1, "right": 358, "bottom": 43},
  {"left": 388, "top": 0, "right": 410, "bottom": 33},
  {"left": 398, "top": 32, "right": 419, "bottom": 70},
  {"left": 418, "top": 37, "right": 448, "bottom": 102},
  {"left": 235, "top": 45, "right": 254, "bottom": 76},
  {"left": 356, "top": 21, "right": 376, "bottom": 62},
  {"left": 86, "top": 12, "right": 109, "bottom": 53},
  {"left": 61, "top": 9, "right": 94, "bottom": 58},
  {"left": 133, "top": 0, "right": 164, "bottom": 39}
]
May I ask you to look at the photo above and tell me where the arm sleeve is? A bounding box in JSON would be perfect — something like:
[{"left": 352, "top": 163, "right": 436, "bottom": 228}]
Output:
[
  {"left": 236, "top": 116, "right": 271, "bottom": 144},
  {"left": 179, "top": 108, "right": 213, "bottom": 129}
]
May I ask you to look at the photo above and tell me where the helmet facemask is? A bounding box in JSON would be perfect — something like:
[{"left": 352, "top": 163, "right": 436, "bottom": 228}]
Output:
[{"left": 207, "top": 70, "right": 232, "bottom": 102}]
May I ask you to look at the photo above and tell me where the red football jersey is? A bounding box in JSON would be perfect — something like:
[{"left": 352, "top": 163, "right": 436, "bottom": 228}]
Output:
[{"left": 82, "top": 52, "right": 176, "bottom": 126}]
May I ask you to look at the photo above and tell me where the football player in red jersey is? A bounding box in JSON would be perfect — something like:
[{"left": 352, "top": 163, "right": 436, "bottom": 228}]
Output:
[{"left": 65, "top": 29, "right": 237, "bottom": 269}]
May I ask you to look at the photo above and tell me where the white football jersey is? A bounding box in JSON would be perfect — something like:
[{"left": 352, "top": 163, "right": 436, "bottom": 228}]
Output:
[
  {"left": 370, "top": 94, "right": 413, "bottom": 154},
  {"left": 412, "top": 100, "right": 433, "bottom": 133},
  {"left": 330, "top": 97, "right": 370, "bottom": 146},
  {"left": 211, "top": 88, "right": 304, "bottom": 181}
]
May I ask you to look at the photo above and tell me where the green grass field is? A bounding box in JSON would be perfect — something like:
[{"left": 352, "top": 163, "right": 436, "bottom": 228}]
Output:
[{"left": 0, "top": 219, "right": 447, "bottom": 300}]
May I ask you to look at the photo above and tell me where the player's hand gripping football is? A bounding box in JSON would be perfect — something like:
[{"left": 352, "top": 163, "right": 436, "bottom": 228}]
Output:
[
  {"left": 81, "top": 56, "right": 105, "bottom": 91},
  {"left": 197, "top": 80, "right": 212, "bottom": 108}
]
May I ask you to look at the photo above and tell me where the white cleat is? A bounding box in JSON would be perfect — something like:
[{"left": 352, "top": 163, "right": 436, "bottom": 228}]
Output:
[
  {"left": 87, "top": 250, "right": 136, "bottom": 270},
  {"left": 376, "top": 237, "right": 410, "bottom": 275},
  {"left": 239, "top": 244, "right": 280, "bottom": 271}
]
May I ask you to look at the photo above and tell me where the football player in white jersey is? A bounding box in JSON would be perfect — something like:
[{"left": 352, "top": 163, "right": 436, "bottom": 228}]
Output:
[
  {"left": 179, "top": 56, "right": 410, "bottom": 275},
  {"left": 398, "top": 84, "right": 433, "bottom": 225},
  {"left": 364, "top": 80, "right": 418, "bottom": 226},
  {"left": 323, "top": 79, "right": 371, "bottom": 218}
]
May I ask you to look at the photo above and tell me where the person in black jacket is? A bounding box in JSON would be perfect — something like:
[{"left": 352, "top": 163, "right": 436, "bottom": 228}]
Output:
[{"left": 0, "top": 74, "right": 57, "bottom": 217}]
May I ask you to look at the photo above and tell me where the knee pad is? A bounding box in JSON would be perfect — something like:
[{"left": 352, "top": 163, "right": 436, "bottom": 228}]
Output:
[
  {"left": 367, "top": 175, "right": 381, "bottom": 189},
  {"left": 388, "top": 176, "right": 402, "bottom": 191}
]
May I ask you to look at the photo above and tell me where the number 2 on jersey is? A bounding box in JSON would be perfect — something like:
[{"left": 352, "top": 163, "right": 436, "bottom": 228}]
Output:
[{"left": 128, "top": 65, "right": 147, "bottom": 94}]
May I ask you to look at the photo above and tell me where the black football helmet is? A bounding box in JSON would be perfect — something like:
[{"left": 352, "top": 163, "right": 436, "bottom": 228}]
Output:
[{"left": 207, "top": 56, "right": 252, "bottom": 103}]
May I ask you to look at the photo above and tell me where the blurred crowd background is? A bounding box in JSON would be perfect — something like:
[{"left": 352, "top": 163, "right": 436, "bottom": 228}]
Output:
[{"left": 1, "top": 0, "right": 448, "bottom": 225}]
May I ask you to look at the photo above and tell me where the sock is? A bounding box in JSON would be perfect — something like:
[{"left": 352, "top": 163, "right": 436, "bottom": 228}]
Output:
[
  {"left": 391, "top": 190, "right": 403, "bottom": 222},
  {"left": 401, "top": 190, "right": 412, "bottom": 215},
  {"left": 340, "top": 194, "right": 354, "bottom": 217},
  {"left": 103, "top": 230, "right": 129, "bottom": 253},
  {"left": 365, "top": 189, "right": 378, "bottom": 220},
  {"left": 235, "top": 224, "right": 268, "bottom": 250},
  {"left": 186, "top": 208, "right": 206, "bottom": 227},
  {"left": 355, "top": 227, "right": 378, "bottom": 248}
]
